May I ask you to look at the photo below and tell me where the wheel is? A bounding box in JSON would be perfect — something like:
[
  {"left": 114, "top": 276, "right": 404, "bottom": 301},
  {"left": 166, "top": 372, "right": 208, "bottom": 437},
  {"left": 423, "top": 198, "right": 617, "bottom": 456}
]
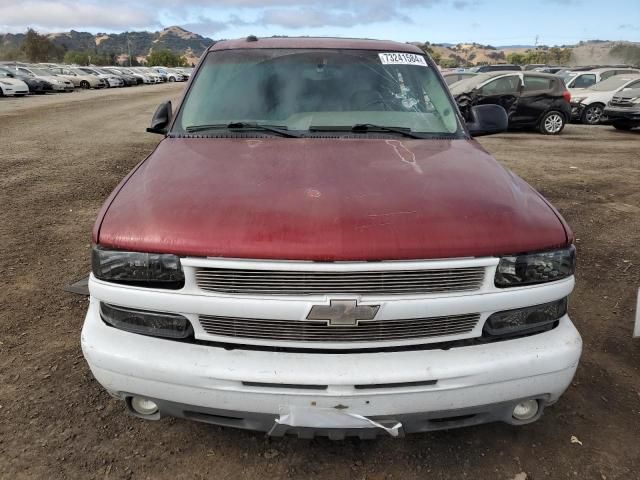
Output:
[
  {"left": 613, "top": 122, "right": 633, "bottom": 131},
  {"left": 581, "top": 103, "right": 604, "bottom": 125},
  {"left": 539, "top": 111, "right": 565, "bottom": 135},
  {"left": 168, "top": 76, "right": 175, "bottom": 82},
  {"left": 80, "top": 80, "right": 90, "bottom": 89}
]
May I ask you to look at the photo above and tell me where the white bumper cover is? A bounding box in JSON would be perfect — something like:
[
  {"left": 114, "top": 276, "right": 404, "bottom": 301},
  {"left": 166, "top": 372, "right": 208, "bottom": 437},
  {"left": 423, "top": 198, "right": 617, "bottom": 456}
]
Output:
[{"left": 82, "top": 298, "right": 582, "bottom": 421}]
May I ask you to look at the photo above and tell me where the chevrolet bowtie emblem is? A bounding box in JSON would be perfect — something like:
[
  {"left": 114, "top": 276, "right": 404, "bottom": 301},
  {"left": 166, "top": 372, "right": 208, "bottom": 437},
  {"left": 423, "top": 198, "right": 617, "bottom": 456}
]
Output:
[{"left": 307, "top": 300, "right": 380, "bottom": 327}]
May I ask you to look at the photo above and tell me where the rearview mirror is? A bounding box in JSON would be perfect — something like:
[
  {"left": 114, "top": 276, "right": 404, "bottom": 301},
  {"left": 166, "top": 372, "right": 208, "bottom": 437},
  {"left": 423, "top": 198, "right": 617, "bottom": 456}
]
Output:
[
  {"left": 466, "top": 104, "right": 508, "bottom": 137},
  {"left": 147, "top": 101, "right": 172, "bottom": 135}
]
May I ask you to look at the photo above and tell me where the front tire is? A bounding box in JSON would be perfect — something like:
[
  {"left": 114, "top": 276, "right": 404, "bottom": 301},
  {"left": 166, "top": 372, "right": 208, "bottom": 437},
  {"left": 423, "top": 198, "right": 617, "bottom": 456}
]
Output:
[
  {"left": 80, "top": 80, "right": 90, "bottom": 89},
  {"left": 539, "top": 110, "right": 566, "bottom": 135},
  {"left": 168, "top": 76, "right": 176, "bottom": 82},
  {"left": 581, "top": 103, "right": 604, "bottom": 125}
]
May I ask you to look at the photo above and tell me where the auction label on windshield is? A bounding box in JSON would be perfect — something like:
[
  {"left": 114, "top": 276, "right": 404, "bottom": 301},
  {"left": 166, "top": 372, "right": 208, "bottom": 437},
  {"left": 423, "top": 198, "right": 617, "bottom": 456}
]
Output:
[{"left": 379, "top": 52, "right": 428, "bottom": 66}]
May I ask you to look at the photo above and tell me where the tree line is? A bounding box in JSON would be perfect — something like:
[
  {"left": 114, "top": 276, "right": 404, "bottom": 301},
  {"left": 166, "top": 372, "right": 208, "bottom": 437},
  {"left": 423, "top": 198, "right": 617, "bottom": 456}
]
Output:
[{"left": 0, "top": 28, "right": 188, "bottom": 66}]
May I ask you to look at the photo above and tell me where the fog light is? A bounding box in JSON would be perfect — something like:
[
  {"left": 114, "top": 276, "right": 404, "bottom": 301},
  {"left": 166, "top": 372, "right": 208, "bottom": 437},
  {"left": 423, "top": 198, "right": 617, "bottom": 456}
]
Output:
[
  {"left": 130, "top": 397, "right": 159, "bottom": 415},
  {"left": 512, "top": 399, "right": 539, "bottom": 421}
]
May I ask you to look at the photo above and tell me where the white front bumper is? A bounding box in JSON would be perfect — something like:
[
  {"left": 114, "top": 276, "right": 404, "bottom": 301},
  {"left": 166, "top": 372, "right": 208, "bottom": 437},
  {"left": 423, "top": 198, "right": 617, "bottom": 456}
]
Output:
[{"left": 81, "top": 298, "right": 581, "bottom": 419}]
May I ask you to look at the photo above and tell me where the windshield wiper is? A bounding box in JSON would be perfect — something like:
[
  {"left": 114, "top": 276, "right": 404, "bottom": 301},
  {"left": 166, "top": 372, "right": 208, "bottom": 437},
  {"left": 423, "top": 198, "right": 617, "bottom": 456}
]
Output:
[
  {"left": 185, "top": 122, "right": 301, "bottom": 138},
  {"left": 309, "top": 124, "right": 425, "bottom": 139}
]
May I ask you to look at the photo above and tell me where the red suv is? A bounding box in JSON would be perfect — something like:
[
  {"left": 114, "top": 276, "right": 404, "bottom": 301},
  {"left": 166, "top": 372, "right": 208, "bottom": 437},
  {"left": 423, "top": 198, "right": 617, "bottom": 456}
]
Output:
[{"left": 82, "top": 37, "right": 581, "bottom": 438}]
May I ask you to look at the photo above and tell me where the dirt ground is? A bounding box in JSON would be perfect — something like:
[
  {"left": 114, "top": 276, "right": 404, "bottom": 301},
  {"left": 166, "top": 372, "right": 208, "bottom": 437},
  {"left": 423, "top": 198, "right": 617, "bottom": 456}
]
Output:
[{"left": 0, "top": 84, "right": 638, "bottom": 480}]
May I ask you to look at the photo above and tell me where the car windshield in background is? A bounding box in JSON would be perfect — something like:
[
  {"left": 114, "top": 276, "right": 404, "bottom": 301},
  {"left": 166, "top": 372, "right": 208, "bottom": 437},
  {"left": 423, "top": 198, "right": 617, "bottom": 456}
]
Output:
[
  {"left": 588, "top": 75, "right": 638, "bottom": 91},
  {"left": 448, "top": 73, "right": 495, "bottom": 95},
  {"left": 30, "top": 68, "right": 52, "bottom": 76},
  {"left": 174, "top": 49, "right": 462, "bottom": 136}
]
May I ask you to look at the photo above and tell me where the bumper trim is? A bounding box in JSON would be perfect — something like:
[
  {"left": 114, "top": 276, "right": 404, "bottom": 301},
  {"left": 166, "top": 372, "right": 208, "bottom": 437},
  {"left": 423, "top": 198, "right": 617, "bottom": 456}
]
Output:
[{"left": 121, "top": 394, "right": 548, "bottom": 438}]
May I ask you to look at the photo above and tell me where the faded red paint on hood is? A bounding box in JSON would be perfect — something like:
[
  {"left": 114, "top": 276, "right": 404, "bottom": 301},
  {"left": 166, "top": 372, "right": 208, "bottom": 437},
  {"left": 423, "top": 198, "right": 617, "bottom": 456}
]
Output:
[{"left": 95, "top": 137, "right": 570, "bottom": 261}]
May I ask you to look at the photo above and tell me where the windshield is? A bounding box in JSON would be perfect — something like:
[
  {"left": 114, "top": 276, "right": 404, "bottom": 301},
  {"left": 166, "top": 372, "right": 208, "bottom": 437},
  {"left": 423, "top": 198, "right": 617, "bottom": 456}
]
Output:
[
  {"left": 174, "top": 48, "right": 462, "bottom": 136},
  {"left": 559, "top": 72, "right": 578, "bottom": 82},
  {"left": 448, "top": 73, "right": 495, "bottom": 95},
  {"left": 29, "top": 68, "right": 52, "bottom": 76},
  {"left": 588, "top": 75, "right": 639, "bottom": 91}
]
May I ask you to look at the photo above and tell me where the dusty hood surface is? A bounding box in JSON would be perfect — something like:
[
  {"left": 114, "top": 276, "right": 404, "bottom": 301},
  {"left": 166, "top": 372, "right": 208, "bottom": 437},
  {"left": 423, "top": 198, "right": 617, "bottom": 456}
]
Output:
[{"left": 95, "top": 137, "right": 569, "bottom": 261}]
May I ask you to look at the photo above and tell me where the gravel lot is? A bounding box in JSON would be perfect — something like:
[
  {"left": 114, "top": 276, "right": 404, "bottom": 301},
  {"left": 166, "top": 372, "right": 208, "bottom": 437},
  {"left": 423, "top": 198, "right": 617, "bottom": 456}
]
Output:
[{"left": 0, "top": 84, "right": 638, "bottom": 480}]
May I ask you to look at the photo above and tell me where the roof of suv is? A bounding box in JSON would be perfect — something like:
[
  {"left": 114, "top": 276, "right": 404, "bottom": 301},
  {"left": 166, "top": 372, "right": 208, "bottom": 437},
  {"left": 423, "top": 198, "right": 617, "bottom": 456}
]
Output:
[{"left": 209, "top": 37, "right": 423, "bottom": 53}]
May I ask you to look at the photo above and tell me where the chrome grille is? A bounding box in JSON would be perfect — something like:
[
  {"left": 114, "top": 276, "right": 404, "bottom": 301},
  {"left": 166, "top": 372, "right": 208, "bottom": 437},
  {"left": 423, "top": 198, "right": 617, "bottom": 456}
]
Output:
[
  {"left": 195, "top": 267, "right": 485, "bottom": 295},
  {"left": 610, "top": 96, "right": 634, "bottom": 107},
  {"left": 199, "top": 313, "right": 480, "bottom": 343}
]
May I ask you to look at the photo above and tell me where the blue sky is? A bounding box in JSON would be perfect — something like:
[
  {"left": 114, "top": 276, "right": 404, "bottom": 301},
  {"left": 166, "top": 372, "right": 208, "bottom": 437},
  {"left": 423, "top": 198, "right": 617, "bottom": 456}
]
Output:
[{"left": 1, "top": 0, "right": 639, "bottom": 45}]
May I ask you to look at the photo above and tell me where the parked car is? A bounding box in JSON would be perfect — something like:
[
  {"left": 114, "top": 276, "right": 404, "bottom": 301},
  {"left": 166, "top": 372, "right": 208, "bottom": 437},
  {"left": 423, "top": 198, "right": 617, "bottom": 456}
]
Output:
[
  {"left": 0, "top": 69, "right": 29, "bottom": 96},
  {"left": 151, "top": 67, "right": 184, "bottom": 82},
  {"left": 602, "top": 87, "right": 640, "bottom": 130},
  {"left": 451, "top": 71, "right": 572, "bottom": 134},
  {"left": 110, "top": 67, "right": 154, "bottom": 84},
  {"left": 559, "top": 67, "right": 640, "bottom": 89},
  {"left": 82, "top": 37, "right": 581, "bottom": 438},
  {"left": 442, "top": 71, "right": 476, "bottom": 86},
  {"left": 130, "top": 67, "right": 162, "bottom": 83},
  {"left": 47, "top": 67, "right": 104, "bottom": 89},
  {"left": 13, "top": 65, "right": 74, "bottom": 92},
  {"left": 473, "top": 64, "right": 522, "bottom": 73},
  {"left": 97, "top": 67, "right": 138, "bottom": 86},
  {"left": 0, "top": 67, "right": 51, "bottom": 94},
  {"left": 76, "top": 67, "right": 124, "bottom": 88},
  {"left": 569, "top": 74, "right": 640, "bottom": 124}
]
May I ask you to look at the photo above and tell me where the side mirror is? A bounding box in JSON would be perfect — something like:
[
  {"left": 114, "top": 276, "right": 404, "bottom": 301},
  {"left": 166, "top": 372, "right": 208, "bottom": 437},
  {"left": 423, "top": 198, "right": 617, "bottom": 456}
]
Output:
[
  {"left": 147, "top": 101, "right": 172, "bottom": 135},
  {"left": 466, "top": 104, "right": 508, "bottom": 137}
]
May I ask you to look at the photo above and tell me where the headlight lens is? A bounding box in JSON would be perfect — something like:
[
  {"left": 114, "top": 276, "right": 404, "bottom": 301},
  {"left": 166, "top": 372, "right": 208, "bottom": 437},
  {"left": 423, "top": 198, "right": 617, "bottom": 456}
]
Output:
[
  {"left": 100, "top": 303, "right": 193, "bottom": 339},
  {"left": 495, "top": 246, "right": 575, "bottom": 287},
  {"left": 484, "top": 298, "right": 567, "bottom": 337},
  {"left": 92, "top": 247, "right": 185, "bottom": 289},
  {"left": 631, "top": 96, "right": 640, "bottom": 104}
]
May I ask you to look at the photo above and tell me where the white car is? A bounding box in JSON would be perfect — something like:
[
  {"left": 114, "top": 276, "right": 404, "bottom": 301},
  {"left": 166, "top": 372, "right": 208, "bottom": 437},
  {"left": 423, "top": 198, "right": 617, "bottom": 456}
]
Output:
[
  {"left": 130, "top": 67, "right": 162, "bottom": 84},
  {"left": 570, "top": 74, "right": 640, "bottom": 124},
  {"left": 152, "top": 67, "right": 184, "bottom": 82},
  {"left": 560, "top": 67, "right": 640, "bottom": 89},
  {"left": 48, "top": 67, "right": 104, "bottom": 89},
  {"left": 14, "top": 66, "right": 74, "bottom": 92},
  {"left": 76, "top": 67, "right": 124, "bottom": 88},
  {"left": 0, "top": 70, "right": 29, "bottom": 96},
  {"left": 109, "top": 67, "right": 153, "bottom": 85}
]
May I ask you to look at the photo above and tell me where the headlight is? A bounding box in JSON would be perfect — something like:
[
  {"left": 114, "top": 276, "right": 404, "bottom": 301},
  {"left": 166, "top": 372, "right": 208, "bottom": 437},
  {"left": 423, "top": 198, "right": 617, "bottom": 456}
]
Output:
[
  {"left": 484, "top": 298, "right": 567, "bottom": 337},
  {"left": 572, "top": 97, "right": 586, "bottom": 103},
  {"left": 100, "top": 303, "right": 193, "bottom": 339},
  {"left": 495, "top": 246, "right": 575, "bottom": 287},
  {"left": 631, "top": 97, "right": 640, "bottom": 104},
  {"left": 92, "top": 247, "right": 185, "bottom": 289}
]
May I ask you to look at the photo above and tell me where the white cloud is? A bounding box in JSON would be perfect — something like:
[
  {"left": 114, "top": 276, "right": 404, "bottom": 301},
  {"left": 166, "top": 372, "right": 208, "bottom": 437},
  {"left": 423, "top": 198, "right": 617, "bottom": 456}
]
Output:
[
  {"left": 0, "top": 1, "right": 157, "bottom": 32},
  {"left": 0, "top": 0, "right": 453, "bottom": 35}
]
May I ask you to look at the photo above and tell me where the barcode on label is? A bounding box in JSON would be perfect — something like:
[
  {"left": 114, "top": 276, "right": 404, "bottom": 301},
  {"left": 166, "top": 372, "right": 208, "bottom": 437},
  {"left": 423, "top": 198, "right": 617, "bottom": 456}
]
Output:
[{"left": 379, "top": 52, "right": 428, "bottom": 66}]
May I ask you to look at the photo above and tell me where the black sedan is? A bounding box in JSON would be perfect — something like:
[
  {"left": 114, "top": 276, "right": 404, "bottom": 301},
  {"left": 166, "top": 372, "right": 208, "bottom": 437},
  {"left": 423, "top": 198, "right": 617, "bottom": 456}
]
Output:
[{"left": 450, "top": 72, "right": 572, "bottom": 135}]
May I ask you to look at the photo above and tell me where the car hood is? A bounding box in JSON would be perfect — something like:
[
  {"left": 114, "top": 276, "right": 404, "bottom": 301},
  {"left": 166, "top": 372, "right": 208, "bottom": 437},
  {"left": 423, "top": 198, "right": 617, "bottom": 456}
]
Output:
[
  {"left": 573, "top": 90, "right": 614, "bottom": 103},
  {"left": 95, "top": 137, "right": 570, "bottom": 261},
  {"left": 1, "top": 78, "right": 28, "bottom": 87}
]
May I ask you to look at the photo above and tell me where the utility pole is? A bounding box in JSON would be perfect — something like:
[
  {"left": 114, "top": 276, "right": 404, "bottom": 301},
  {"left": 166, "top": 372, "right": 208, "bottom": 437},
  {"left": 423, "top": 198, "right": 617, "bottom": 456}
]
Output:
[{"left": 127, "top": 36, "right": 132, "bottom": 67}]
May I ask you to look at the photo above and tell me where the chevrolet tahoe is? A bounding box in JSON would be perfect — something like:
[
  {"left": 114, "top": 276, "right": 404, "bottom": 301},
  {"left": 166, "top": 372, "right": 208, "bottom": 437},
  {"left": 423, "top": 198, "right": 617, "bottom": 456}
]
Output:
[{"left": 81, "top": 37, "right": 582, "bottom": 438}]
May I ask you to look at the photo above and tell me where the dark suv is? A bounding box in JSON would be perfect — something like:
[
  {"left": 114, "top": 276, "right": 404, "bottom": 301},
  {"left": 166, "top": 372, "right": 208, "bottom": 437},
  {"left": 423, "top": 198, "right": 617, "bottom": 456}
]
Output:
[
  {"left": 603, "top": 88, "right": 640, "bottom": 130},
  {"left": 451, "top": 72, "right": 572, "bottom": 134}
]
